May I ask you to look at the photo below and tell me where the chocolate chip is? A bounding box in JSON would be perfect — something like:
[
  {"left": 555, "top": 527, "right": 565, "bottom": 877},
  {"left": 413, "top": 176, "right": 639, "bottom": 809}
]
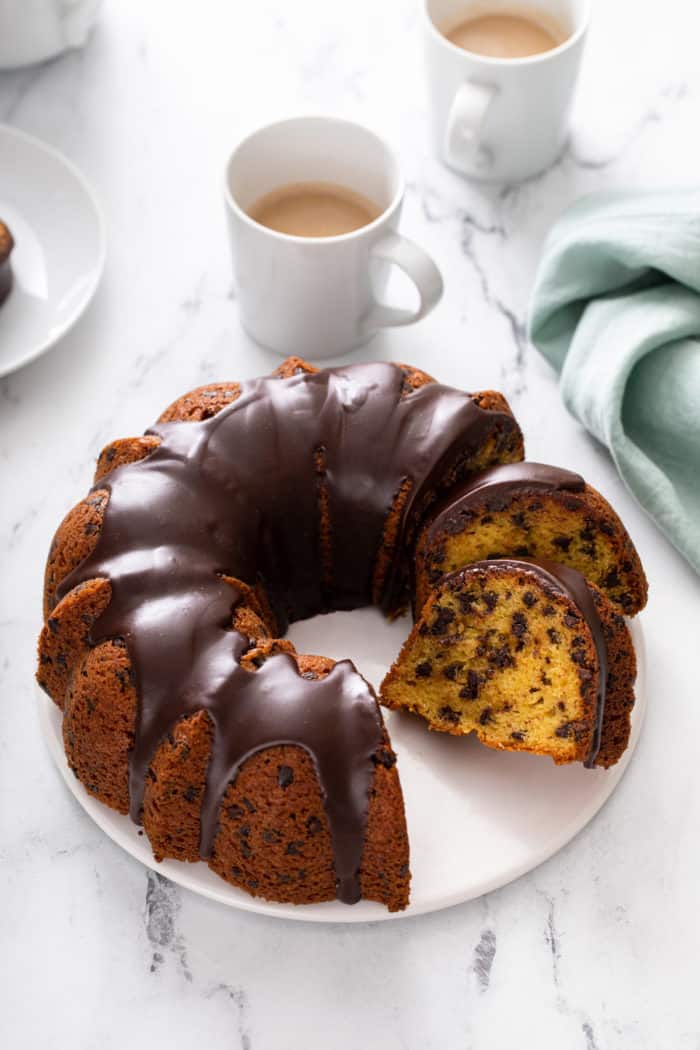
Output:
[
  {"left": 563, "top": 613, "right": 580, "bottom": 627},
  {"left": 443, "top": 662, "right": 464, "bottom": 681},
  {"left": 285, "top": 841, "right": 304, "bottom": 856},
  {"left": 483, "top": 591, "right": 498, "bottom": 611},
  {"left": 399, "top": 863, "right": 410, "bottom": 877},
  {"left": 510, "top": 512, "right": 527, "bottom": 528},
  {"left": 238, "top": 825, "right": 250, "bottom": 838},
  {"left": 459, "top": 669, "right": 481, "bottom": 700},
  {"left": 489, "top": 646, "right": 515, "bottom": 669},
  {"left": 415, "top": 661, "right": 432, "bottom": 678},
  {"left": 479, "top": 707, "right": 493, "bottom": 725},
  {"left": 511, "top": 611, "right": 527, "bottom": 636},
  {"left": 542, "top": 605, "right": 556, "bottom": 617},
  {"left": 247, "top": 879, "right": 258, "bottom": 889},
  {"left": 277, "top": 765, "right": 294, "bottom": 788},
  {"left": 547, "top": 628, "right": 561, "bottom": 644},
  {"left": 183, "top": 785, "right": 197, "bottom": 802},
  {"left": 523, "top": 591, "right": 537, "bottom": 608},
  {"left": 115, "top": 668, "right": 130, "bottom": 689},
  {"left": 553, "top": 535, "right": 572, "bottom": 551},
  {"left": 262, "top": 829, "right": 280, "bottom": 844},
  {"left": 430, "top": 606, "right": 455, "bottom": 634},
  {"left": 240, "top": 842, "right": 252, "bottom": 859},
  {"left": 511, "top": 730, "right": 525, "bottom": 741},
  {"left": 372, "top": 748, "right": 396, "bottom": 769},
  {"left": 439, "top": 705, "right": 460, "bottom": 724},
  {"left": 604, "top": 569, "right": 620, "bottom": 588},
  {"left": 306, "top": 815, "right": 322, "bottom": 836},
  {"left": 227, "top": 804, "right": 244, "bottom": 820}
]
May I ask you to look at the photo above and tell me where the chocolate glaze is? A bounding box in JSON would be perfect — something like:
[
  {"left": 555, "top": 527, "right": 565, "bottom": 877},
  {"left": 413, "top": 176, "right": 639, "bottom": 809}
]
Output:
[
  {"left": 57, "top": 361, "right": 514, "bottom": 903},
  {"left": 424, "top": 461, "right": 585, "bottom": 545},
  {"left": 0, "top": 264, "right": 11, "bottom": 307},
  {"left": 461, "top": 557, "right": 607, "bottom": 767},
  {"left": 0, "top": 221, "right": 13, "bottom": 307}
]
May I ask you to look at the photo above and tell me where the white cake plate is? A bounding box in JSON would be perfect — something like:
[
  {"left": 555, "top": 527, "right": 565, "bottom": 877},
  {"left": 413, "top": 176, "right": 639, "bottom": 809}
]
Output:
[
  {"left": 38, "top": 610, "right": 646, "bottom": 923},
  {"left": 0, "top": 125, "right": 106, "bottom": 378}
]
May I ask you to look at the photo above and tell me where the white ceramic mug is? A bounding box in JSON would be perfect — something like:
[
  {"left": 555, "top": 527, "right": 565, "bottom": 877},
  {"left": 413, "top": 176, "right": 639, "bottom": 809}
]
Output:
[
  {"left": 224, "top": 117, "right": 444, "bottom": 359},
  {"left": 0, "top": 0, "right": 100, "bottom": 69},
  {"left": 424, "top": 0, "right": 590, "bottom": 182}
]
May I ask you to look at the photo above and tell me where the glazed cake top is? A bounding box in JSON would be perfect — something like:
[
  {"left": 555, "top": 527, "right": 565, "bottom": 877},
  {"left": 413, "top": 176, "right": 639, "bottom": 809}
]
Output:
[{"left": 58, "top": 361, "right": 514, "bottom": 902}]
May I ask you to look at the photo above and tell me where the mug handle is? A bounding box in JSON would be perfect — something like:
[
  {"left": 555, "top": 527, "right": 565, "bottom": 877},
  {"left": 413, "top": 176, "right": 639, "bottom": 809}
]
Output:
[
  {"left": 59, "top": 0, "right": 100, "bottom": 48},
  {"left": 445, "top": 81, "right": 497, "bottom": 174},
  {"left": 363, "top": 232, "right": 444, "bottom": 330}
]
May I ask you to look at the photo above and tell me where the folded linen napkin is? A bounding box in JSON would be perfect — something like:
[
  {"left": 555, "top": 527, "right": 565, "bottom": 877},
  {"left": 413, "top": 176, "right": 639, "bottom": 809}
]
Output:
[{"left": 528, "top": 189, "right": 700, "bottom": 573}]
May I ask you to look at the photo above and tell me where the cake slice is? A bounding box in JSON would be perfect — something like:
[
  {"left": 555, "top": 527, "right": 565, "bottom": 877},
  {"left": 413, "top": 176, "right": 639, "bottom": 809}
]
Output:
[
  {"left": 0, "top": 220, "right": 14, "bottom": 306},
  {"left": 382, "top": 558, "right": 636, "bottom": 768},
  {"left": 414, "top": 462, "right": 647, "bottom": 615}
]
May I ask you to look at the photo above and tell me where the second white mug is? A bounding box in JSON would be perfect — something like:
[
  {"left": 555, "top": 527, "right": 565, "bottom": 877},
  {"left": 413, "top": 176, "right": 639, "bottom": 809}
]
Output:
[
  {"left": 424, "top": 0, "right": 590, "bottom": 182},
  {"left": 224, "top": 117, "right": 443, "bottom": 359},
  {"left": 0, "top": 0, "right": 101, "bottom": 69}
]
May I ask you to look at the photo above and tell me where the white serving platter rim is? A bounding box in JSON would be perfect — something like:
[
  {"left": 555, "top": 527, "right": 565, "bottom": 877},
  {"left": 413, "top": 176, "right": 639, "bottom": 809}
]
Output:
[{"left": 38, "top": 610, "right": 646, "bottom": 923}]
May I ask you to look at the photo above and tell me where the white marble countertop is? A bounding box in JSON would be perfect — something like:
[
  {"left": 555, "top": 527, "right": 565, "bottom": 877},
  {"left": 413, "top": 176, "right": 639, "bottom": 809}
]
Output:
[{"left": 2, "top": 1, "right": 700, "bottom": 1046}]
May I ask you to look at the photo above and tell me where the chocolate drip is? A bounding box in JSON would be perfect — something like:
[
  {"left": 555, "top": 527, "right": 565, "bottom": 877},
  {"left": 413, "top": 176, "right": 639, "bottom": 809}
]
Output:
[
  {"left": 57, "top": 362, "right": 511, "bottom": 902},
  {"left": 467, "top": 557, "right": 607, "bottom": 767},
  {"left": 425, "top": 461, "right": 585, "bottom": 543}
]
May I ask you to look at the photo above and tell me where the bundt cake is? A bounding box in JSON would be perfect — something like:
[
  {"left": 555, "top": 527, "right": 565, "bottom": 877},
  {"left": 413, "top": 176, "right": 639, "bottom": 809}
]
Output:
[
  {"left": 0, "top": 220, "right": 14, "bottom": 306},
  {"left": 382, "top": 558, "right": 637, "bottom": 768},
  {"left": 38, "top": 357, "right": 524, "bottom": 910},
  {"left": 414, "top": 462, "right": 648, "bottom": 616}
]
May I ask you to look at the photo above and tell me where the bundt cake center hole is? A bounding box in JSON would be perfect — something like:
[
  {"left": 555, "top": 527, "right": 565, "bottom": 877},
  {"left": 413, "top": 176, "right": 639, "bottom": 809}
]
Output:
[{"left": 286, "top": 606, "right": 412, "bottom": 692}]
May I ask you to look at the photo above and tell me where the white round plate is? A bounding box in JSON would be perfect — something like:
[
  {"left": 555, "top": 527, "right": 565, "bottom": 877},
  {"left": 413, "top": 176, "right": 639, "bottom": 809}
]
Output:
[
  {"left": 0, "top": 125, "right": 106, "bottom": 378},
  {"left": 39, "top": 610, "right": 646, "bottom": 923}
]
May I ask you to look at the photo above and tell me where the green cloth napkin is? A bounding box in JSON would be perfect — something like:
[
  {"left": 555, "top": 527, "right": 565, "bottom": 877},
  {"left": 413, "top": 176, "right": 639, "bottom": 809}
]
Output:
[{"left": 528, "top": 189, "right": 700, "bottom": 573}]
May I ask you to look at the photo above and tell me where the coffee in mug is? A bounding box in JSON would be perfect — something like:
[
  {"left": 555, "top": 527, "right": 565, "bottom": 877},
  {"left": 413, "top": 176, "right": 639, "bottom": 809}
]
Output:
[
  {"left": 248, "top": 182, "right": 382, "bottom": 238},
  {"left": 445, "top": 8, "right": 566, "bottom": 58}
]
